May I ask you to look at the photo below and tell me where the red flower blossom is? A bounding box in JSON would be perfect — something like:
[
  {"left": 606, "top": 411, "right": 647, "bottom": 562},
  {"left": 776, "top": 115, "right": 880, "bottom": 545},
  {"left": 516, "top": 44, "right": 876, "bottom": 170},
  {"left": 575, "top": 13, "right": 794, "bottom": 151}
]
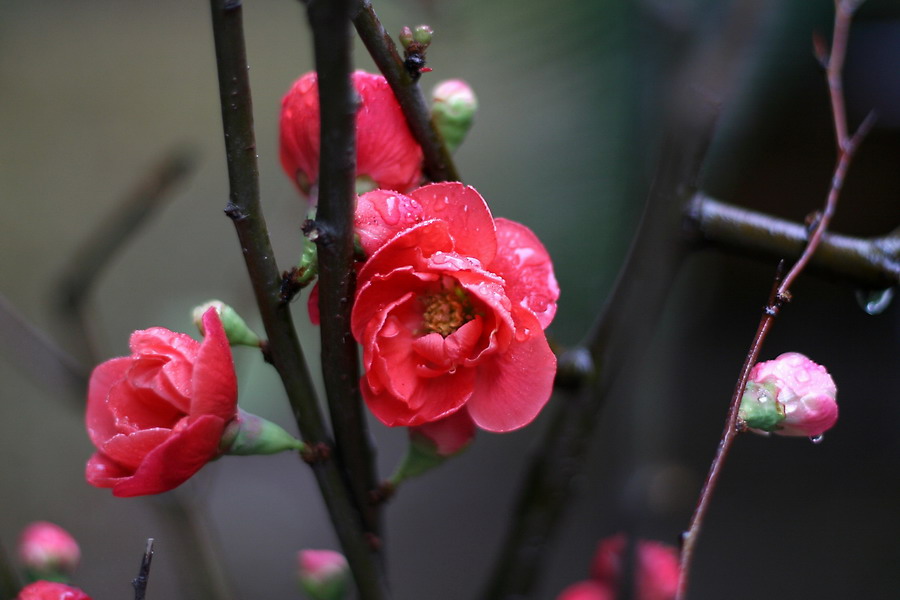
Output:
[
  {"left": 85, "top": 309, "right": 238, "bottom": 497},
  {"left": 17, "top": 581, "right": 91, "bottom": 600},
  {"left": 556, "top": 581, "right": 615, "bottom": 600},
  {"left": 590, "top": 535, "right": 679, "bottom": 600},
  {"left": 409, "top": 408, "right": 477, "bottom": 457},
  {"left": 350, "top": 182, "right": 559, "bottom": 432},
  {"left": 280, "top": 71, "right": 423, "bottom": 196}
]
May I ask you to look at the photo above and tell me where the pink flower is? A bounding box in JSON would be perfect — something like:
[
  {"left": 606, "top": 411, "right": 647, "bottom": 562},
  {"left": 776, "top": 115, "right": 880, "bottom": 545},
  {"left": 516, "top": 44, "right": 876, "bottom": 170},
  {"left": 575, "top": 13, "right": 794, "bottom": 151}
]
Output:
[
  {"left": 350, "top": 182, "right": 559, "bottom": 432},
  {"left": 17, "top": 582, "right": 91, "bottom": 600},
  {"left": 17, "top": 522, "right": 80, "bottom": 578},
  {"left": 280, "top": 71, "right": 423, "bottom": 196},
  {"left": 85, "top": 308, "right": 238, "bottom": 497},
  {"left": 409, "top": 408, "right": 476, "bottom": 457},
  {"left": 746, "top": 352, "right": 838, "bottom": 437},
  {"left": 590, "top": 535, "right": 679, "bottom": 600},
  {"left": 556, "top": 581, "right": 615, "bottom": 600},
  {"left": 297, "top": 550, "right": 349, "bottom": 600}
]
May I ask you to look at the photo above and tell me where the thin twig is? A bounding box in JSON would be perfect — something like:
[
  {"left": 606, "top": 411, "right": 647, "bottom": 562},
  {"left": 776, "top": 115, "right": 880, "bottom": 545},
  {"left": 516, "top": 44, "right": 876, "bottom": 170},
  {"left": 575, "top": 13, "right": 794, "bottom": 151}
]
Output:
[
  {"left": 0, "top": 537, "right": 20, "bottom": 600},
  {"left": 306, "top": 0, "right": 381, "bottom": 539},
  {"left": 56, "top": 146, "right": 196, "bottom": 365},
  {"left": 686, "top": 193, "right": 900, "bottom": 290},
  {"left": 483, "top": 99, "right": 719, "bottom": 600},
  {"left": 208, "top": 2, "right": 389, "bottom": 598},
  {"left": 676, "top": 3, "right": 871, "bottom": 597},
  {"left": 350, "top": 0, "right": 460, "bottom": 182},
  {"left": 132, "top": 538, "right": 155, "bottom": 600}
]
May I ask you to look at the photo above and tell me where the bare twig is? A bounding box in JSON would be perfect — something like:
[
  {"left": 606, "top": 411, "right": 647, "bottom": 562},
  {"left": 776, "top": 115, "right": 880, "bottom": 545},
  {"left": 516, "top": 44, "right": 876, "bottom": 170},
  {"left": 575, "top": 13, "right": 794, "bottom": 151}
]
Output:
[
  {"left": 56, "top": 146, "right": 196, "bottom": 365},
  {"left": 306, "top": 0, "right": 381, "bottom": 539},
  {"left": 350, "top": 0, "right": 460, "bottom": 182},
  {"left": 0, "top": 537, "right": 20, "bottom": 600},
  {"left": 208, "top": 2, "right": 389, "bottom": 598},
  {"left": 686, "top": 192, "right": 900, "bottom": 290},
  {"left": 132, "top": 538, "right": 155, "bottom": 600},
  {"left": 676, "top": 3, "right": 872, "bottom": 597}
]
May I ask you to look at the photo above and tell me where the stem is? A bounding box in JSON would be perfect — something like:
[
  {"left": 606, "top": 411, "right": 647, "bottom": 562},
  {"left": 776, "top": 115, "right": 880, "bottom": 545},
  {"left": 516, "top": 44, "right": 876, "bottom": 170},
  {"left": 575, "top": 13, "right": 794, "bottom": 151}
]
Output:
[
  {"left": 208, "top": 2, "right": 389, "bottom": 598},
  {"left": 483, "top": 101, "right": 719, "bottom": 600},
  {"left": 132, "top": 538, "right": 155, "bottom": 600},
  {"left": 350, "top": 0, "right": 460, "bottom": 182},
  {"left": 56, "top": 146, "right": 196, "bottom": 365},
  {"left": 306, "top": 0, "right": 381, "bottom": 538},
  {"left": 676, "top": 3, "right": 871, "bottom": 596},
  {"left": 686, "top": 192, "right": 899, "bottom": 290},
  {"left": 0, "top": 537, "right": 20, "bottom": 600}
]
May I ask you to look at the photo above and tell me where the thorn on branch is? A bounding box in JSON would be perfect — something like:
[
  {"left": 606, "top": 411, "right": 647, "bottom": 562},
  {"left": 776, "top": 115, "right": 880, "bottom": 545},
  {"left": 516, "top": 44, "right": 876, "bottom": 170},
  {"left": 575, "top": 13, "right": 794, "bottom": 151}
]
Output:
[
  {"left": 224, "top": 202, "right": 247, "bottom": 221},
  {"left": 259, "top": 339, "right": 274, "bottom": 364},
  {"left": 368, "top": 481, "right": 396, "bottom": 506}
]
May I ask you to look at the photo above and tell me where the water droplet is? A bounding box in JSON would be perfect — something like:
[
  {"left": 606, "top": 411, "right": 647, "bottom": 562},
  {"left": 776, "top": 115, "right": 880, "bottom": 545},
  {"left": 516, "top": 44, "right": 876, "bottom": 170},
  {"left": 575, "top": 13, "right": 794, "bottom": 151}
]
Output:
[
  {"left": 855, "top": 287, "right": 894, "bottom": 315},
  {"left": 809, "top": 434, "right": 824, "bottom": 444}
]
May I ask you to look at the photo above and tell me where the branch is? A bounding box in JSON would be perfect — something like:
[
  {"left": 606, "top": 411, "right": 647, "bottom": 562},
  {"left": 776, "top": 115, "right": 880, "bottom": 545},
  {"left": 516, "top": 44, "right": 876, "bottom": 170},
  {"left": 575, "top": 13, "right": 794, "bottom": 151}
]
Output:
[
  {"left": 132, "top": 538, "right": 155, "bottom": 600},
  {"left": 676, "top": 3, "right": 871, "bottom": 596},
  {"left": 350, "top": 0, "right": 460, "bottom": 182},
  {"left": 306, "top": 0, "right": 381, "bottom": 538},
  {"left": 56, "top": 146, "right": 197, "bottom": 365},
  {"left": 686, "top": 192, "right": 899, "bottom": 290},
  {"left": 208, "top": 2, "right": 389, "bottom": 598},
  {"left": 483, "top": 99, "right": 719, "bottom": 600},
  {"left": 0, "top": 537, "right": 20, "bottom": 600}
]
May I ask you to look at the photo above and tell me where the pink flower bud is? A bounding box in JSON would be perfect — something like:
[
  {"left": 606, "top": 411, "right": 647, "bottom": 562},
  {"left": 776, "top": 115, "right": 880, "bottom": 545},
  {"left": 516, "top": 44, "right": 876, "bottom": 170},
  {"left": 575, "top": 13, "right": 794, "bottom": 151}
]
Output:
[
  {"left": 590, "top": 535, "right": 679, "bottom": 600},
  {"left": 297, "top": 550, "right": 349, "bottom": 600},
  {"left": 17, "top": 522, "right": 80, "bottom": 580},
  {"left": 745, "top": 352, "right": 838, "bottom": 437},
  {"left": 556, "top": 581, "right": 615, "bottom": 600},
  {"left": 16, "top": 581, "right": 91, "bottom": 600}
]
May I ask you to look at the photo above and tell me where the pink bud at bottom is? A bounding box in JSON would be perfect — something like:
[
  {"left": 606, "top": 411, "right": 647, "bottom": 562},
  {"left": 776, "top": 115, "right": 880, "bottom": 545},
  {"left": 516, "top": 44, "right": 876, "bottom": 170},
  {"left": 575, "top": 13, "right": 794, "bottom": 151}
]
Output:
[
  {"left": 17, "top": 522, "right": 80, "bottom": 582},
  {"left": 298, "top": 550, "right": 349, "bottom": 600},
  {"left": 17, "top": 581, "right": 92, "bottom": 600},
  {"left": 556, "top": 581, "right": 615, "bottom": 600}
]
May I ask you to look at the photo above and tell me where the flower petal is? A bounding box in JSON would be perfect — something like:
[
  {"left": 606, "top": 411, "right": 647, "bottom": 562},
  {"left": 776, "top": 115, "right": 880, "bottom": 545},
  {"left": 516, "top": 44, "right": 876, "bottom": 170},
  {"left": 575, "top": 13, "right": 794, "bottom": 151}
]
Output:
[
  {"left": 409, "top": 183, "right": 497, "bottom": 265},
  {"left": 362, "top": 368, "right": 475, "bottom": 427},
  {"left": 106, "top": 415, "right": 227, "bottom": 497},
  {"left": 357, "top": 220, "right": 453, "bottom": 288},
  {"left": 489, "top": 218, "right": 559, "bottom": 329},
  {"left": 190, "top": 308, "right": 238, "bottom": 423},
  {"left": 466, "top": 333, "right": 557, "bottom": 432},
  {"left": 355, "top": 189, "right": 426, "bottom": 256},
  {"left": 100, "top": 428, "right": 173, "bottom": 470},
  {"left": 86, "top": 358, "right": 130, "bottom": 448}
]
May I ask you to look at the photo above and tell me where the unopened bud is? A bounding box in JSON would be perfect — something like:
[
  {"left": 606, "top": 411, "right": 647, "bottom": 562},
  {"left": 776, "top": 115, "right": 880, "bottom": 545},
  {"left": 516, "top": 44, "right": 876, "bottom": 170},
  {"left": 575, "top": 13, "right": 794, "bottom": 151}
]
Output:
[
  {"left": 431, "top": 79, "right": 478, "bottom": 153},
  {"left": 298, "top": 550, "right": 349, "bottom": 600},
  {"left": 399, "top": 26, "right": 414, "bottom": 50},
  {"left": 220, "top": 409, "right": 305, "bottom": 456},
  {"left": 413, "top": 25, "right": 433, "bottom": 47},
  {"left": 17, "top": 522, "right": 80, "bottom": 583},
  {"left": 740, "top": 352, "right": 838, "bottom": 437},
  {"left": 193, "top": 301, "right": 260, "bottom": 347}
]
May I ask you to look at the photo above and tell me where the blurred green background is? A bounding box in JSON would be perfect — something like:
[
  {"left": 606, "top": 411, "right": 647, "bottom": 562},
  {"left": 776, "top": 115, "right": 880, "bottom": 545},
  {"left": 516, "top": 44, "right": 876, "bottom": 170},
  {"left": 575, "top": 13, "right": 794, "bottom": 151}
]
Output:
[{"left": 1, "top": 0, "right": 899, "bottom": 598}]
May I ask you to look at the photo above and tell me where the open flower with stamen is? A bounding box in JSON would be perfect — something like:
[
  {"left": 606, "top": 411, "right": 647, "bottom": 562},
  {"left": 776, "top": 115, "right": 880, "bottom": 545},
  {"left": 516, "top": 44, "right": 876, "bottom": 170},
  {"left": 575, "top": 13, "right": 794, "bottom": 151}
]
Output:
[{"left": 350, "top": 182, "right": 558, "bottom": 432}]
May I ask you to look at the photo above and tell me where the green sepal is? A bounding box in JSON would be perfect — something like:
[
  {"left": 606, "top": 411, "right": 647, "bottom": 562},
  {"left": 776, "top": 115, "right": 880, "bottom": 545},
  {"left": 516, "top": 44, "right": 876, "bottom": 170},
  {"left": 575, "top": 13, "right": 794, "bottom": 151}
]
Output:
[
  {"left": 739, "top": 381, "right": 786, "bottom": 433},
  {"left": 221, "top": 409, "right": 305, "bottom": 456},
  {"left": 388, "top": 438, "right": 447, "bottom": 485},
  {"left": 193, "top": 300, "right": 261, "bottom": 347}
]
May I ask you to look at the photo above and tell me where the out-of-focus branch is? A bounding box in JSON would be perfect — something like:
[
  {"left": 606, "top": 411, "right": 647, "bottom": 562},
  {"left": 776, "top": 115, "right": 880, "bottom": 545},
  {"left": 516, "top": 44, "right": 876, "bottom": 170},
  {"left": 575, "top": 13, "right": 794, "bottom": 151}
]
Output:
[
  {"left": 676, "top": 2, "right": 872, "bottom": 597},
  {"left": 306, "top": 0, "right": 381, "bottom": 539},
  {"left": 208, "top": 2, "right": 389, "bottom": 598},
  {"left": 350, "top": 0, "right": 460, "bottom": 182},
  {"left": 686, "top": 193, "right": 900, "bottom": 290},
  {"left": 484, "top": 99, "right": 719, "bottom": 600},
  {"left": 56, "top": 146, "right": 196, "bottom": 365},
  {"left": 0, "top": 537, "right": 20, "bottom": 600}
]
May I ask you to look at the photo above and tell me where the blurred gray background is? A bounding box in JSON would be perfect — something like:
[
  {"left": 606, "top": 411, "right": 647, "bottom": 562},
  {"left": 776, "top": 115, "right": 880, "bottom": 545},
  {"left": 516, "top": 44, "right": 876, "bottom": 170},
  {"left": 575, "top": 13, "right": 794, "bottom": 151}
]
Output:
[{"left": 2, "top": 0, "right": 899, "bottom": 598}]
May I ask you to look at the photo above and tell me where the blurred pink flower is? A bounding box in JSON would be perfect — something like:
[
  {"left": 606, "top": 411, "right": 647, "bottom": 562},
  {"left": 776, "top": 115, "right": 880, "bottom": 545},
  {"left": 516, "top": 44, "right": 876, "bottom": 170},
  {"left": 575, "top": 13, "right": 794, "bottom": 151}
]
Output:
[
  {"left": 556, "top": 580, "right": 615, "bottom": 600},
  {"left": 589, "top": 535, "right": 679, "bottom": 600},
  {"left": 17, "top": 522, "right": 80, "bottom": 579},
  {"left": 17, "top": 581, "right": 91, "bottom": 600}
]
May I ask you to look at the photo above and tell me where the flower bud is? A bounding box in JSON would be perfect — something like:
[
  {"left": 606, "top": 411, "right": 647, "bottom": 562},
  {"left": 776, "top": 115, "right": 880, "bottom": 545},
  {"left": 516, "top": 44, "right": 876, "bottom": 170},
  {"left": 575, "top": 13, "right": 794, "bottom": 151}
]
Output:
[
  {"left": 220, "top": 409, "right": 305, "bottom": 456},
  {"left": 192, "top": 300, "right": 260, "bottom": 347},
  {"left": 590, "top": 535, "right": 679, "bottom": 600},
  {"left": 412, "top": 25, "right": 433, "bottom": 47},
  {"left": 399, "top": 26, "right": 414, "bottom": 50},
  {"left": 390, "top": 411, "right": 475, "bottom": 484},
  {"left": 17, "top": 581, "right": 92, "bottom": 600},
  {"left": 17, "top": 522, "right": 80, "bottom": 582},
  {"left": 431, "top": 79, "right": 478, "bottom": 153},
  {"left": 557, "top": 581, "right": 615, "bottom": 600},
  {"left": 297, "top": 550, "right": 349, "bottom": 600},
  {"left": 740, "top": 352, "right": 838, "bottom": 437}
]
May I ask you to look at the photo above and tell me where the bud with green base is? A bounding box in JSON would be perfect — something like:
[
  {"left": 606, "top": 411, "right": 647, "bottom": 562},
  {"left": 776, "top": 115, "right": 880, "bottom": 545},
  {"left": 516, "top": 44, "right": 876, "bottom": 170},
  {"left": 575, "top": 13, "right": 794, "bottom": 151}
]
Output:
[
  {"left": 431, "top": 79, "right": 477, "bottom": 153},
  {"left": 389, "top": 410, "right": 475, "bottom": 486},
  {"left": 298, "top": 550, "right": 349, "bottom": 600},
  {"left": 220, "top": 409, "right": 306, "bottom": 456},
  {"left": 193, "top": 300, "right": 261, "bottom": 348}
]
